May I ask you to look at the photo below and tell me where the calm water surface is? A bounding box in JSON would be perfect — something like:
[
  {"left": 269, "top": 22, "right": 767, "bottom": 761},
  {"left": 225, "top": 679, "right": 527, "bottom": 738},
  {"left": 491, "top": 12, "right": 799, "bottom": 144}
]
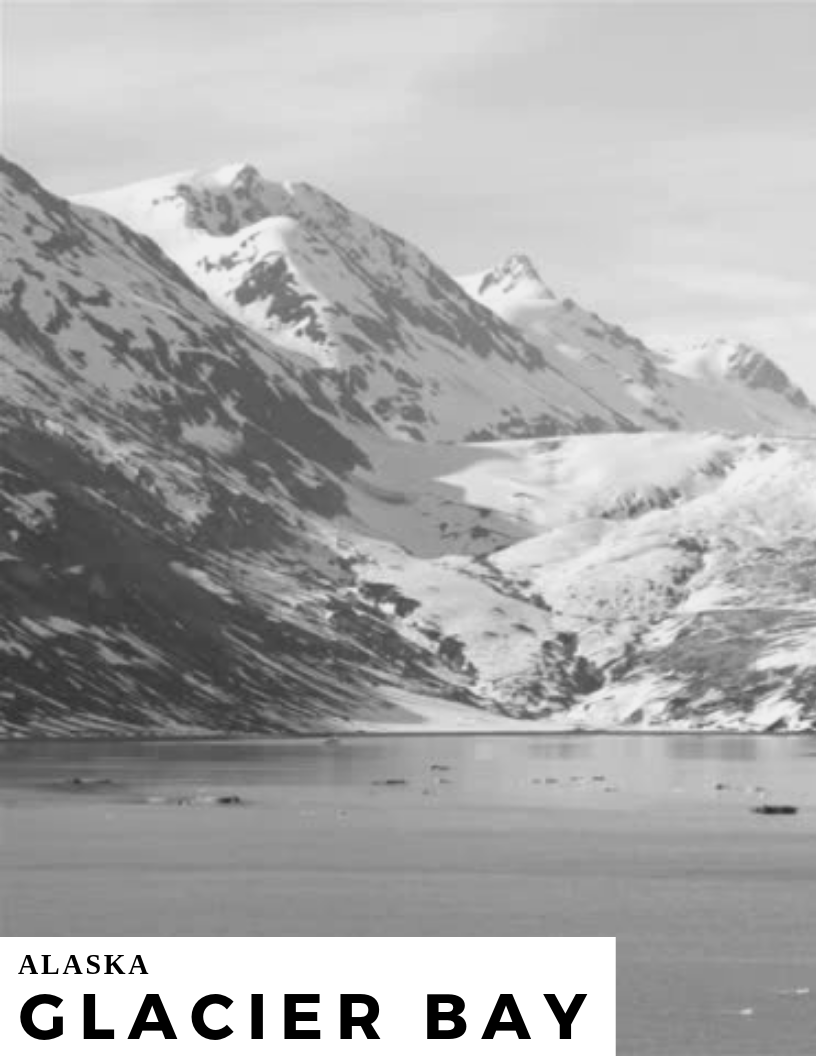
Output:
[{"left": 2, "top": 733, "right": 816, "bottom": 1055}]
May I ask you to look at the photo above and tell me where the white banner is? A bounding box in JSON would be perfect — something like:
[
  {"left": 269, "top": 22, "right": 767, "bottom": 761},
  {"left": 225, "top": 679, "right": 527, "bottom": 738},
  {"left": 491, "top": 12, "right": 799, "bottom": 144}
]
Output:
[{"left": 2, "top": 937, "right": 616, "bottom": 1054}]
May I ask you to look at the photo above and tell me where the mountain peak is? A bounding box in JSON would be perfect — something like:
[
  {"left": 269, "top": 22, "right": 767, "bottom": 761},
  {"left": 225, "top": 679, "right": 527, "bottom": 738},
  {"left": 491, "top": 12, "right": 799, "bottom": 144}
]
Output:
[
  {"left": 194, "top": 161, "right": 263, "bottom": 193},
  {"left": 673, "top": 336, "right": 780, "bottom": 377},
  {"left": 688, "top": 336, "right": 761, "bottom": 358},
  {"left": 474, "top": 254, "right": 557, "bottom": 301},
  {"left": 78, "top": 163, "right": 354, "bottom": 246},
  {"left": 497, "top": 253, "right": 542, "bottom": 281},
  {"left": 663, "top": 337, "right": 816, "bottom": 413}
]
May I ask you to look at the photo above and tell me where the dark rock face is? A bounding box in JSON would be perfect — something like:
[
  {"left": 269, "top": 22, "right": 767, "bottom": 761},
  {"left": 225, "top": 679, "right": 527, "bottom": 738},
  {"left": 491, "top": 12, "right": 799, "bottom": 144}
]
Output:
[{"left": 233, "top": 257, "right": 327, "bottom": 345}]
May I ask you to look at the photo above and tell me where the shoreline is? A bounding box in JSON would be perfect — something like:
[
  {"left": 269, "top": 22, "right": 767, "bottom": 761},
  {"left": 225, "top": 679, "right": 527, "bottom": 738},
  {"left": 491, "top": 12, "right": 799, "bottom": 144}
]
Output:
[
  {"left": 2, "top": 728, "right": 814, "bottom": 746},
  {"left": 3, "top": 687, "right": 814, "bottom": 744}
]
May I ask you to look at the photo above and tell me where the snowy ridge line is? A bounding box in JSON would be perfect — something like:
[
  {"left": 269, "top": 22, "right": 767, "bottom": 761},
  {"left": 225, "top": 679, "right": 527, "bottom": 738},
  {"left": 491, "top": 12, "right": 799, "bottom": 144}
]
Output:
[{"left": 79, "top": 161, "right": 816, "bottom": 444}]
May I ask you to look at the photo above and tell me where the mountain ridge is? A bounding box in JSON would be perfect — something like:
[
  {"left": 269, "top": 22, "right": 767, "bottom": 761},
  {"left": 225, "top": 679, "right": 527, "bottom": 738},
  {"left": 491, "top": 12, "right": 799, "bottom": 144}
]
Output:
[
  {"left": 659, "top": 336, "right": 816, "bottom": 416},
  {"left": 460, "top": 253, "right": 816, "bottom": 436},
  {"left": 79, "top": 161, "right": 816, "bottom": 441}
]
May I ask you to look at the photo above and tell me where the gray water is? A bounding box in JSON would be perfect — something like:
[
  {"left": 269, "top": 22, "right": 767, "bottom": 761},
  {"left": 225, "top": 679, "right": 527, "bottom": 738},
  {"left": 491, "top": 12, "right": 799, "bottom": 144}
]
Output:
[{"left": 2, "top": 733, "right": 816, "bottom": 1054}]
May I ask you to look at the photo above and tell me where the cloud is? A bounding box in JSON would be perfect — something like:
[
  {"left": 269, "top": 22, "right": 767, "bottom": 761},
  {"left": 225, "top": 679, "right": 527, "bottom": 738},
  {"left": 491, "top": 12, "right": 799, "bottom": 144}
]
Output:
[
  {"left": 640, "top": 268, "right": 813, "bottom": 305},
  {"left": 4, "top": 2, "right": 505, "bottom": 192}
]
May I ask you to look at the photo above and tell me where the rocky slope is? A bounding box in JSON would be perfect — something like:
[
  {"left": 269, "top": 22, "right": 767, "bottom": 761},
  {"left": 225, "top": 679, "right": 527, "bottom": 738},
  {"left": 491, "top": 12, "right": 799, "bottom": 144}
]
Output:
[{"left": 0, "top": 156, "right": 452, "bottom": 735}]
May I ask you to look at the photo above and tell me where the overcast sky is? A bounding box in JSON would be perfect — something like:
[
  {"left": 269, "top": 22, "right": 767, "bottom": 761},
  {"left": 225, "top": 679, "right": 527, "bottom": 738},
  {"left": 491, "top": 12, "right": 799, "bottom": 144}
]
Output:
[{"left": 4, "top": 1, "right": 816, "bottom": 392}]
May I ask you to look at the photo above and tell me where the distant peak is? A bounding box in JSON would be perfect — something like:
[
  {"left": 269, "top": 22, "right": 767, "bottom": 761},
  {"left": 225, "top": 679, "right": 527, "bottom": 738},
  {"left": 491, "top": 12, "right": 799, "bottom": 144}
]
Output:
[
  {"left": 176, "top": 166, "right": 344, "bottom": 217},
  {"left": 183, "top": 161, "right": 263, "bottom": 194},
  {"left": 664, "top": 336, "right": 814, "bottom": 408},
  {"left": 496, "top": 253, "right": 542, "bottom": 282},
  {"left": 694, "top": 336, "right": 759, "bottom": 354},
  {"left": 477, "top": 254, "right": 556, "bottom": 300},
  {"left": 682, "top": 337, "right": 773, "bottom": 371},
  {"left": 220, "top": 161, "right": 262, "bottom": 190}
]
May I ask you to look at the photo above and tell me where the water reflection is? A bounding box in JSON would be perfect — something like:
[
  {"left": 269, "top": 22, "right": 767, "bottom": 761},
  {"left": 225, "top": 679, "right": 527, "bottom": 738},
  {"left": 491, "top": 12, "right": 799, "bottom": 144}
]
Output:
[
  {"left": 666, "top": 736, "right": 761, "bottom": 761},
  {"left": 1, "top": 733, "right": 816, "bottom": 807}
]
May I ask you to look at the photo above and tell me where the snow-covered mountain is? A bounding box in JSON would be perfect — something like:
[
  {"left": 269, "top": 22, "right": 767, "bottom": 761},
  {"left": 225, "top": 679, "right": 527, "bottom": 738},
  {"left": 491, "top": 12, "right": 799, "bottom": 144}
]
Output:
[
  {"left": 86, "top": 165, "right": 695, "bottom": 443},
  {"left": 4, "top": 155, "right": 816, "bottom": 735},
  {"left": 83, "top": 164, "right": 816, "bottom": 441},
  {"left": 460, "top": 257, "right": 816, "bottom": 435},
  {"left": 75, "top": 165, "right": 736, "bottom": 444}
]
